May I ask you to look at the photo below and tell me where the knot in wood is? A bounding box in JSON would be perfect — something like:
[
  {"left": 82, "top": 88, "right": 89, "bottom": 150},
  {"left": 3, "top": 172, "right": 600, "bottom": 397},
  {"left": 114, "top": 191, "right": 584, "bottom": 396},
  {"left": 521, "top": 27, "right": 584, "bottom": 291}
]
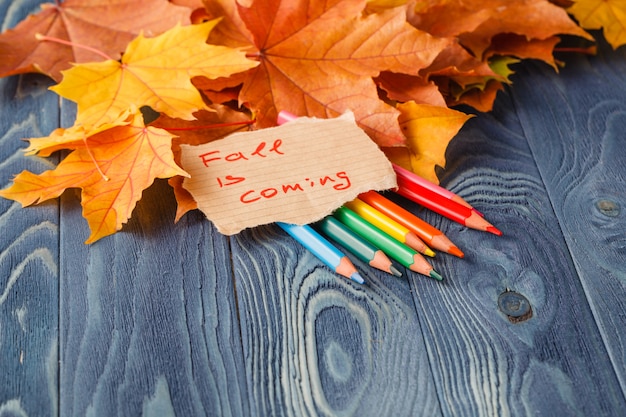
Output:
[
  {"left": 595, "top": 199, "right": 620, "bottom": 217},
  {"left": 498, "top": 291, "right": 532, "bottom": 323}
]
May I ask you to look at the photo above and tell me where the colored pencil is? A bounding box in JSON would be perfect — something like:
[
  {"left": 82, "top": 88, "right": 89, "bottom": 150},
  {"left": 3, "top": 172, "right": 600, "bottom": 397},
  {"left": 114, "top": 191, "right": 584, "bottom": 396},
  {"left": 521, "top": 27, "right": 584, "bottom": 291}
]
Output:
[
  {"left": 316, "top": 216, "right": 402, "bottom": 277},
  {"left": 395, "top": 176, "right": 502, "bottom": 236},
  {"left": 344, "top": 198, "right": 436, "bottom": 257},
  {"left": 392, "top": 163, "right": 483, "bottom": 216},
  {"left": 358, "top": 190, "right": 465, "bottom": 258},
  {"left": 333, "top": 207, "right": 443, "bottom": 281},
  {"left": 276, "top": 222, "right": 365, "bottom": 284},
  {"left": 277, "top": 110, "right": 297, "bottom": 125}
]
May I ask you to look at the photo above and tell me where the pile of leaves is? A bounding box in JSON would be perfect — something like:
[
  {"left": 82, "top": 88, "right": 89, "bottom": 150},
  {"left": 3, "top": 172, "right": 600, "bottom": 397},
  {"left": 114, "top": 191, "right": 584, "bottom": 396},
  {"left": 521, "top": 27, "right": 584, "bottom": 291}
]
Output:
[{"left": 0, "top": 0, "right": 622, "bottom": 243}]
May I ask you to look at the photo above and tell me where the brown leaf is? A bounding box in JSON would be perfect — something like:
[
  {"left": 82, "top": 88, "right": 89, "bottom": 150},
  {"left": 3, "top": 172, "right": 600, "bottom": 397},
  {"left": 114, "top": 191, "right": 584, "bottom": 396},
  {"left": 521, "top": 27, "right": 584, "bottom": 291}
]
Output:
[
  {"left": 487, "top": 34, "right": 562, "bottom": 69},
  {"left": 152, "top": 106, "right": 255, "bottom": 147},
  {"left": 0, "top": 0, "right": 192, "bottom": 81},
  {"left": 456, "top": 0, "right": 592, "bottom": 58},
  {"left": 376, "top": 72, "right": 447, "bottom": 106},
  {"left": 449, "top": 79, "right": 504, "bottom": 112}
]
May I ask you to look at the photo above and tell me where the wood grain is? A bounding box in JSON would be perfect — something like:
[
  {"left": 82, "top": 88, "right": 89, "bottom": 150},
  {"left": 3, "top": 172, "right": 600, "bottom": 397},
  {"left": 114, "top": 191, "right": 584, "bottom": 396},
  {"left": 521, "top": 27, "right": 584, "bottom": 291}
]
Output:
[
  {"left": 399, "top": 60, "right": 626, "bottom": 414},
  {"left": 510, "top": 39, "right": 626, "bottom": 396},
  {"left": 57, "top": 146, "right": 250, "bottom": 415},
  {"left": 230, "top": 225, "right": 442, "bottom": 417},
  {"left": 0, "top": 61, "right": 60, "bottom": 415},
  {"left": 3, "top": 0, "right": 626, "bottom": 415}
]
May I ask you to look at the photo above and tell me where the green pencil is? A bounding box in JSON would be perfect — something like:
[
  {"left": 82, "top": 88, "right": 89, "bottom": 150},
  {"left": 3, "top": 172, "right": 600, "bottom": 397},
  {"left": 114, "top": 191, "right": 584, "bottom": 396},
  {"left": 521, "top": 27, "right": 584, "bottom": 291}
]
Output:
[
  {"left": 333, "top": 206, "right": 443, "bottom": 281},
  {"left": 316, "top": 216, "right": 402, "bottom": 277}
]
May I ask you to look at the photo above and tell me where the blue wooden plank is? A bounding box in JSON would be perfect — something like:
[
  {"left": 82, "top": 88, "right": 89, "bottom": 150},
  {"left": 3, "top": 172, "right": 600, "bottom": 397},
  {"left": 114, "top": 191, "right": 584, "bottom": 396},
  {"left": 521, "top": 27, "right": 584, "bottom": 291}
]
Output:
[
  {"left": 3, "top": 1, "right": 626, "bottom": 416},
  {"left": 0, "top": 71, "right": 60, "bottom": 415},
  {"left": 508, "top": 38, "right": 626, "bottom": 395},
  {"left": 57, "top": 97, "right": 250, "bottom": 415},
  {"left": 395, "top": 58, "right": 626, "bottom": 414},
  {"left": 230, "top": 225, "right": 443, "bottom": 417}
]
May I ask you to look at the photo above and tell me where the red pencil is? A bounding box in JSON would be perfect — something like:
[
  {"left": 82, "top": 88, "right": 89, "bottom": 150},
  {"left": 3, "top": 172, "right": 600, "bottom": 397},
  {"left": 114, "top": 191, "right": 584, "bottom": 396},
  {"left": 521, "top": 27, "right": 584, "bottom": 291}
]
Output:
[
  {"left": 395, "top": 176, "right": 502, "bottom": 236},
  {"left": 392, "top": 163, "right": 483, "bottom": 217}
]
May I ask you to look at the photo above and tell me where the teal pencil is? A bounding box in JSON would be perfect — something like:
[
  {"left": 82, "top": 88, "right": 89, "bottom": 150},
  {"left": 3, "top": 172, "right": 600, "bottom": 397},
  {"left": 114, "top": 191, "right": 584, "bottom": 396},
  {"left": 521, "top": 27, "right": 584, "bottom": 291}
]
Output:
[
  {"left": 316, "top": 216, "right": 402, "bottom": 277},
  {"left": 276, "top": 222, "right": 365, "bottom": 284}
]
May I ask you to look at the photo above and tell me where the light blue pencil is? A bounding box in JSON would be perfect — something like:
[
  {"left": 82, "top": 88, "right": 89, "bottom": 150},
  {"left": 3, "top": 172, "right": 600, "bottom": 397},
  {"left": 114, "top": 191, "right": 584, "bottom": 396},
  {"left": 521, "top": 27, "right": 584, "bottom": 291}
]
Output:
[{"left": 276, "top": 222, "right": 365, "bottom": 284}]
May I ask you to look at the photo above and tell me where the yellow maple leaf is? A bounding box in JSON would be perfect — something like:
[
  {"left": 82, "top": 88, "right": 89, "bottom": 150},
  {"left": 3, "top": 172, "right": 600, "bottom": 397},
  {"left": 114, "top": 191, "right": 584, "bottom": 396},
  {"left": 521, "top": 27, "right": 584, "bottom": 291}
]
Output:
[
  {"left": 24, "top": 108, "right": 134, "bottom": 157},
  {"left": 0, "top": 110, "right": 188, "bottom": 243},
  {"left": 382, "top": 102, "right": 473, "bottom": 184},
  {"left": 568, "top": 0, "right": 626, "bottom": 49},
  {"left": 51, "top": 19, "right": 258, "bottom": 127}
]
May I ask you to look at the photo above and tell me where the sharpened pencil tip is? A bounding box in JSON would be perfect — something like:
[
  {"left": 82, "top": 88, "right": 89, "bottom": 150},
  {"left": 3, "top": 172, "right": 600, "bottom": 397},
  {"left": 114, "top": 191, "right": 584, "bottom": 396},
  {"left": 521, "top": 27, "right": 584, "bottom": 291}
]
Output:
[
  {"left": 351, "top": 272, "right": 366, "bottom": 284},
  {"left": 429, "top": 270, "right": 443, "bottom": 281},
  {"left": 486, "top": 226, "right": 503, "bottom": 236},
  {"left": 448, "top": 246, "right": 465, "bottom": 258},
  {"left": 424, "top": 247, "right": 436, "bottom": 258},
  {"left": 390, "top": 265, "right": 403, "bottom": 277}
]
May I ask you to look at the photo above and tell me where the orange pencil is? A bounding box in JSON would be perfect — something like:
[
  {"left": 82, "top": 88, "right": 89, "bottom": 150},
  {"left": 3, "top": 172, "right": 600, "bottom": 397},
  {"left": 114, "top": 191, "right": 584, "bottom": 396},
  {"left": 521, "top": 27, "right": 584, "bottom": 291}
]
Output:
[
  {"left": 344, "top": 198, "right": 436, "bottom": 257},
  {"left": 358, "top": 190, "right": 465, "bottom": 258}
]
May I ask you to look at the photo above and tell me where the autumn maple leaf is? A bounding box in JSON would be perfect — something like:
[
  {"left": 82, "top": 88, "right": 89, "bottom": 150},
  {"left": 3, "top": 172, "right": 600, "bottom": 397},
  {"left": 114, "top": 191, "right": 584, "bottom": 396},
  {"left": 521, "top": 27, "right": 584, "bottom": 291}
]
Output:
[
  {"left": 410, "top": 0, "right": 591, "bottom": 58},
  {"left": 0, "top": 0, "right": 193, "bottom": 82},
  {"left": 382, "top": 102, "right": 473, "bottom": 183},
  {"left": 201, "top": 0, "right": 450, "bottom": 147},
  {"left": 50, "top": 20, "right": 259, "bottom": 128},
  {"left": 23, "top": 108, "right": 135, "bottom": 157},
  {"left": 568, "top": 0, "right": 626, "bottom": 49},
  {"left": 408, "top": 0, "right": 592, "bottom": 110},
  {"left": 0, "top": 110, "right": 187, "bottom": 243}
]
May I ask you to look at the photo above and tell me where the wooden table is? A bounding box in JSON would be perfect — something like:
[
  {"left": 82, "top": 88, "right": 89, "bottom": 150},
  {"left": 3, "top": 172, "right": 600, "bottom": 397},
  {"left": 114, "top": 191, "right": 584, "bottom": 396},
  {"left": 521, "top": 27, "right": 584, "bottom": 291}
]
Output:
[{"left": 2, "top": 3, "right": 626, "bottom": 416}]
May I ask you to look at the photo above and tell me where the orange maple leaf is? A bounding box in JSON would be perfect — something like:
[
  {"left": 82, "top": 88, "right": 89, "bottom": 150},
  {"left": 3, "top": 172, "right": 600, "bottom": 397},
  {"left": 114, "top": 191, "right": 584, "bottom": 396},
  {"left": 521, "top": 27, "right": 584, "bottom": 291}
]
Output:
[
  {"left": 51, "top": 20, "right": 259, "bottom": 128},
  {"left": 0, "top": 110, "right": 187, "bottom": 243},
  {"left": 0, "top": 0, "right": 192, "bottom": 82},
  {"left": 411, "top": 0, "right": 591, "bottom": 58},
  {"left": 203, "top": 0, "right": 449, "bottom": 147},
  {"left": 406, "top": 0, "right": 592, "bottom": 111}
]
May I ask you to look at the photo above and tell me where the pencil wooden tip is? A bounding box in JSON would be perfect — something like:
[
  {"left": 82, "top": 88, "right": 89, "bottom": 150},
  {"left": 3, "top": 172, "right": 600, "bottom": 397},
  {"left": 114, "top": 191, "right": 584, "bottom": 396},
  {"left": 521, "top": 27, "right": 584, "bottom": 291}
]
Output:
[
  {"left": 487, "top": 226, "right": 503, "bottom": 236},
  {"left": 351, "top": 272, "right": 366, "bottom": 284},
  {"left": 429, "top": 270, "right": 443, "bottom": 281},
  {"left": 448, "top": 246, "right": 465, "bottom": 258},
  {"left": 370, "top": 251, "right": 402, "bottom": 277},
  {"left": 472, "top": 208, "right": 484, "bottom": 217},
  {"left": 404, "top": 232, "right": 429, "bottom": 254},
  {"left": 390, "top": 265, "right": 403, "bottom": 277}
]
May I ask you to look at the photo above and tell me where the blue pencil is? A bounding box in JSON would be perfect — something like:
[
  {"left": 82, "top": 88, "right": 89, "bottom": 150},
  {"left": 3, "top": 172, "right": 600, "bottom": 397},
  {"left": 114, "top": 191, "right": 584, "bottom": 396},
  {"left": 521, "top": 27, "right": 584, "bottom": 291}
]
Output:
[{"left": 276, "top": 222, "right": 365, "bottom": 284}]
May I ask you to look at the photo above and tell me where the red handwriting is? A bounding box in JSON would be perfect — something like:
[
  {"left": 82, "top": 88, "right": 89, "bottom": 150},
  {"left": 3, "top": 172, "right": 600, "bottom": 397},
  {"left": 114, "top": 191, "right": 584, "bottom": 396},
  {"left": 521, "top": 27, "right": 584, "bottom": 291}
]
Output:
[
  {"left": 199, "top": 139, "right": 284, "bottom": 167},
  {"left": 240, "top": 171, "right": 351, "bottom": 204},
  {"left": 216, "top": 175, "right": 246, "bottom": 188}
]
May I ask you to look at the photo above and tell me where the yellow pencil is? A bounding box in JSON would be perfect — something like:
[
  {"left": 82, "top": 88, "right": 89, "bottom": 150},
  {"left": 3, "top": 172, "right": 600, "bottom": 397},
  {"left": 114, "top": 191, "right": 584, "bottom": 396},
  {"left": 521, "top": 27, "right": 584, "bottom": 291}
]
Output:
[{"left": 344, "top": 198, "right": 436, "bottom": 257}]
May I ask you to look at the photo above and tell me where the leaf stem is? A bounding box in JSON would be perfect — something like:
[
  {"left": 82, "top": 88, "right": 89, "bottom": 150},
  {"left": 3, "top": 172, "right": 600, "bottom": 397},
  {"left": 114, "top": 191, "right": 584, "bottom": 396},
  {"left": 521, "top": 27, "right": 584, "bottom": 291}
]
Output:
[
  {"left": 81, "top": 133, "right": 110, "bottom": 182},
  {"left": 36, "top": 33, "right": 114, "bottom": 61}
]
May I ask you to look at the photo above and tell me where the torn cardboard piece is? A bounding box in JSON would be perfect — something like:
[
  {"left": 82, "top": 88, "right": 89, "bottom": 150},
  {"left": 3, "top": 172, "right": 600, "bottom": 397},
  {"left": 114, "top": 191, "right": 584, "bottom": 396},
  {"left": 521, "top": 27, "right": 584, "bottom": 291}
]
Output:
[{"left": 179, "top": 112, "right": 397, "bottom": 235}]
